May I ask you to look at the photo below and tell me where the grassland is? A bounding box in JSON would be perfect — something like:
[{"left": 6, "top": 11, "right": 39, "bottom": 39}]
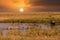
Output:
[
  {"left": 0, "top": 28, "right": 60, "bottom": 40},
  {"left": 0, "top": 12, "right": 60, "bottom": 40},
  {"left": 0, "top": 12, "right": 60, "bottom": 23}
]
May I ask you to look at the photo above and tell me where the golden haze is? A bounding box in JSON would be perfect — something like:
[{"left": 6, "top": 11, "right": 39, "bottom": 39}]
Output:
[{"left": 0, "top": 0, "right": 31, "bottom": 12}]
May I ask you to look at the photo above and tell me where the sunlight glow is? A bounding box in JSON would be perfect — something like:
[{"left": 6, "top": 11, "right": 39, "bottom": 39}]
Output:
[
  {"left": 18, "top": 0, "right": 31, "bottom": 12},
  {"left": 19, "top": 8, "right": 24, "bottom": 12}
]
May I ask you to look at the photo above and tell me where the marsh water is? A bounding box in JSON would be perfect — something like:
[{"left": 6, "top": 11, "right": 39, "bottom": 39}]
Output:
[{"left": 0, "top": 23, "right": 60, "bottom": 35}]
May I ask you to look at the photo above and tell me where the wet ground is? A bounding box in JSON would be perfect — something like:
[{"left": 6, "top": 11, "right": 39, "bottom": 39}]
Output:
[{"left": 0, "top": 23, "right": 60, "bottom": 35}]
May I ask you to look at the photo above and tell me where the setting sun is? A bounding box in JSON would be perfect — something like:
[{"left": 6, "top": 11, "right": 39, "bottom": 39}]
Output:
[{"left": 19, "top": 8, "right": 24, "bottom": 12}]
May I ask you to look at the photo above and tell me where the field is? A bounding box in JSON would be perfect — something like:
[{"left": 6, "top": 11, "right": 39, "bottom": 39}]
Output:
[
  {"left": 0, "top": 12, "right": 60, "bottom": 40},
  {"left": 0, "top": 12, "right": 60, "bottom": 23},
  {"left": 0, "top": 28, "right": 60, "bottom": 40}
]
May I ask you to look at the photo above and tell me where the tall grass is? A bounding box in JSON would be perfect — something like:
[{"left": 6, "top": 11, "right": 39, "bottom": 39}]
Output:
[{"left": 0, "top": 28, "right": 60, "bottom": 40}]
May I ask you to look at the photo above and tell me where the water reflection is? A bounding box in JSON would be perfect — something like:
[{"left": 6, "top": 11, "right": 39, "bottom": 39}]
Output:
[{"left": 0, "top": 23, "right": 59, "bottom": 35}]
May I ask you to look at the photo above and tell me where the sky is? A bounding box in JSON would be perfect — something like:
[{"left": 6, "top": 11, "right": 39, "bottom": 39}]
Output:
[{"left": 0, "top": 0, "right": 60, "bottom": 12}]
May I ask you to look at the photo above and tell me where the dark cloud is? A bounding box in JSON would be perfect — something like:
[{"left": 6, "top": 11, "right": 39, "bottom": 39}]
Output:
[
  {"left": 29, "top": 0, "right": 60, "bottom": 11},
  {"left": 0, "top": 5, "right": 6, "bottom": 12},
  {"left": 30, "top": 0, "right": 60, "bottom": 6},
  {"left": 0, "top": 6, "right": 14, "bottom": 12},
  {"left": 0, "top": 0, "right": 60, "bottom": 12}
]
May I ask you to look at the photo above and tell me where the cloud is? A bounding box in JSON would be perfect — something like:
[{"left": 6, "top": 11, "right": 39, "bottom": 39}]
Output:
[
  {"left": 0, "top": 0, "right": 60, "bottom": 12},
  {"left": 29, "top": 0, "right": 60, "bottom": 7}
]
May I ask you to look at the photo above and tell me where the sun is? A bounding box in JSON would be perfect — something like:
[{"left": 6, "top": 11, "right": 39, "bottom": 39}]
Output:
[{"left": 19, "top": 8, "right": 24, "bottom": 12}]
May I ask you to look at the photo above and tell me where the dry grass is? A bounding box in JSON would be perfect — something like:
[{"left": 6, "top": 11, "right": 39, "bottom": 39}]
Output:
[
  {"left": 0, "top": 12, "right": 49, "bottom": 20},
  {"left": 0, "top": 29, "right": 60, "bottom": 40},
  {"left": 0, "top": 12, "right": 60, "bottom": 23},
  {"left": 0, "top": 12, "right": 60, "bottom": 40}
]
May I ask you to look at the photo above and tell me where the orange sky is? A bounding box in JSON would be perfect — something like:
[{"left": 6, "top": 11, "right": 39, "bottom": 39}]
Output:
[
  {"left": 0, "top": 0, "right": 31, "bottom": 12},
  {"left": 0, "top": 0, "right": 60, "bottom": 12}
]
